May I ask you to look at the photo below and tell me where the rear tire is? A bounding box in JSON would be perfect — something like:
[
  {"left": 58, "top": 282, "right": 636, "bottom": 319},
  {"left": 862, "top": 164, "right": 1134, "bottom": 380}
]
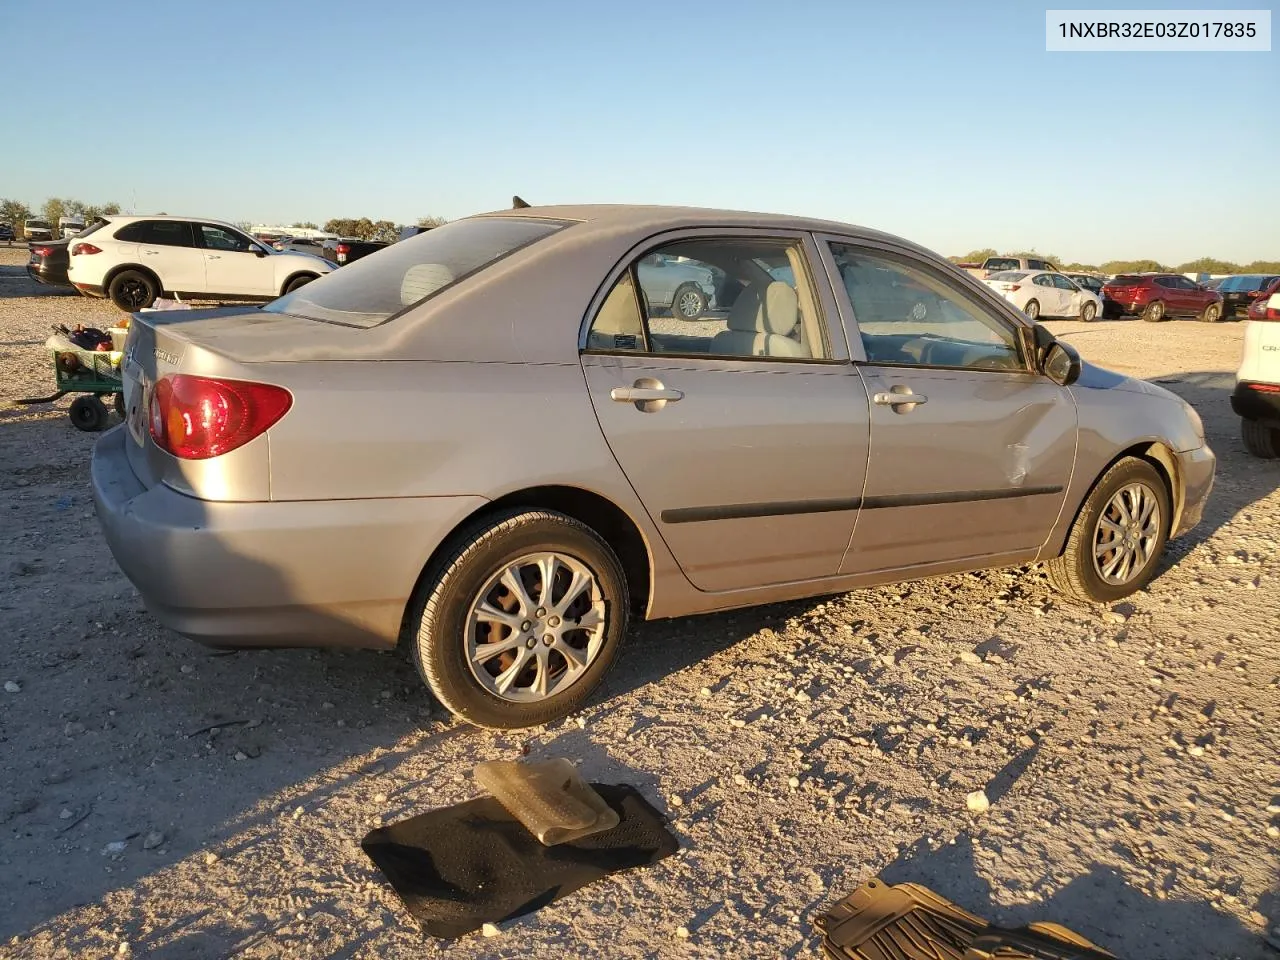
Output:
[
  {"left": 1241, "top": 419, "right": 1280, "bottom": 459},
  {"left": 1142, "top": 300, "right": 1166, "bottom": 322},
  {"left": 1024, "top": 299, "right": 1040, "bottom": 322},
  {"left": 108, "top": 269, "right": 157, "bottom": 312},
  {"left": 1044, "top": 457, "right": 1171, "bottom": 603},
  {"left": 409, "top": 509, "right": 630, "bottom": 729},
  {"left": 1200, "top": 303, "right": 1223, "bottom": 323},
  {"left": 69, "top": 395, "right": 109, "bottom": 432}
]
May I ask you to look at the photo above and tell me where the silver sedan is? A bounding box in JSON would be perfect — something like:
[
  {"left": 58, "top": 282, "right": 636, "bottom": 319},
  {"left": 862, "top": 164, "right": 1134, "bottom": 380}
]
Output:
[{"left": 92, "top": 204, "right": 1215, "bottom": 728}]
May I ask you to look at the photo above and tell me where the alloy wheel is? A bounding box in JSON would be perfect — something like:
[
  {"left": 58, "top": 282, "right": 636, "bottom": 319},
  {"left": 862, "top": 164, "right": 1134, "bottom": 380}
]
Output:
[
  {"left": 464, "top": 552, "right": 606, "bottom": 702},
  {"left": 1092, "top": 482, "right": 1161, "bottom": 586}
]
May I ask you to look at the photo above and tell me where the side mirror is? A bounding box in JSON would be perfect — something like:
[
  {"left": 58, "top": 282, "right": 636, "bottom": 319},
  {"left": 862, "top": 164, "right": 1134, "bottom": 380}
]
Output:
[
  {"left": 252, "top": 247, "right": 268, "bottom": 257},
  {"left": 1043, "top": 340, "right": 1082, "bottom": 386}
]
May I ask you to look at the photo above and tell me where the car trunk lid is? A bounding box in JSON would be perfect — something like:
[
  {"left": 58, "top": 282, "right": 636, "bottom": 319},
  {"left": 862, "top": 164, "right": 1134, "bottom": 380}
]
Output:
[{"left": 120, "top": 306, "right": 359, "bottom": 500}]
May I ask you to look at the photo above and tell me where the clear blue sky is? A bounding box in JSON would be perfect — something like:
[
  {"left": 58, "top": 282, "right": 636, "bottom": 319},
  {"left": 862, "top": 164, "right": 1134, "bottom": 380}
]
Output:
[{"left": 2, "top": 0, "right": 1276, "bottom": 264}]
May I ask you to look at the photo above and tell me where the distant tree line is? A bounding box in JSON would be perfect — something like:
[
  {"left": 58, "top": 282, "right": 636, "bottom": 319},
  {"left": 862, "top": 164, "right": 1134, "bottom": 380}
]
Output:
[
  {"left": 950, "top": 248, "right": 1280, "bottom": 275},
  {"left": 0, "top": 197, "right": 448, "bottom": 241},
  {"left": 0, "top": 197, "right": 124, "bottom": 230},
  {"left": 321, "top": 215, "right": 448, "bottom": 242}
]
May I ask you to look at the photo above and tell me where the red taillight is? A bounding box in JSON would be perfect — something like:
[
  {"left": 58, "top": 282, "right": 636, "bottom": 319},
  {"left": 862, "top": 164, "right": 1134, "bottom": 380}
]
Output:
[
  {"left": 149, "top": 375, "right": 292, "bottom": 460},
  {"left": 1007, "top": 284, "right": 1021, "bottom": 292},
  {"left": 1266, "top": 307, "right": 1280, "bottom": 321},
  {"left": 71, "top": 242, "right": 102, "bottom": 255},
  {"left": 32, "top": 245, "right": 54, "bottom": 257},
  {"left": 1248, "top": 383, "right": 1280, "bottom": 393}
]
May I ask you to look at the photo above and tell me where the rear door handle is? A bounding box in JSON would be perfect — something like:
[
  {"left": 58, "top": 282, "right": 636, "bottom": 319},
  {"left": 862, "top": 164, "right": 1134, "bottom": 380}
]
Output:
[
  {"left": 610, "top": 378, "right": 683, "bottom": 412},
  {"left": 206, "top": 254, "right": 221, "bottom": 260}
]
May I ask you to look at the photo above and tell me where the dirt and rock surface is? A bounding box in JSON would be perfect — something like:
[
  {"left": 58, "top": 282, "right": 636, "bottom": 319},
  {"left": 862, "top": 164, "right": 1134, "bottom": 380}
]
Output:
[{"left": 1, "top": 244, "right": 1277, "bottom": 959}]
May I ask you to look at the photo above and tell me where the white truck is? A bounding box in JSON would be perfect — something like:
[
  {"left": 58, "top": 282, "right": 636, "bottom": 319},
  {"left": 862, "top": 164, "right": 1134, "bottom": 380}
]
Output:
[
  {"left": 59, "top": 216, "right": 86, "bottom": 239},
  {"left": 23, "top": 218, "right": 54, "bottom": 241},
  {"left": 960, "top": 255, "right": 1062, "bottom": 281}
]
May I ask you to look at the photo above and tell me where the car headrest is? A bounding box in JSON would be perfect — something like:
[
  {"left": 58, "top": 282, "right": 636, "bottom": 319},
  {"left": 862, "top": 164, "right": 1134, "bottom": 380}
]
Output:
[
  {"left": 400, "top": 263, "right": 455, "bottom": 306},
  {"left": 727, "top": 281, "right": 798, "bottom": 335}
]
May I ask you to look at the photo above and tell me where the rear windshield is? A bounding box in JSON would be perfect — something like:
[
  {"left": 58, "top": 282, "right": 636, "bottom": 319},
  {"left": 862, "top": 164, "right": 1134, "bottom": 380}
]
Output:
[
  {"left": 984, "top": 258, "right": 1019, "bottom": 271},
  {"left": 74, "top": 220, "right": 108, "bottom": 241},
  {"left": 1108, "top": 275, "right": 1142, "bottom": 286},
  {"left": 264, "top": 217, "right": 567, "bottom": 328},
  {"left": 986, "top": 270, "right": 1028, "bottom": 281}
]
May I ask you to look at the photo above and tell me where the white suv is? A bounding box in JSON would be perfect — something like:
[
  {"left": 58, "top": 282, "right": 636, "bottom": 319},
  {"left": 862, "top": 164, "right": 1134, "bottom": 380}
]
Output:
[
  {"left": 1232, "top": 292, "right": 1280, "bottom": 458},
  {"left": 67, "top": 215, "right": 333, "bottom": 311}
]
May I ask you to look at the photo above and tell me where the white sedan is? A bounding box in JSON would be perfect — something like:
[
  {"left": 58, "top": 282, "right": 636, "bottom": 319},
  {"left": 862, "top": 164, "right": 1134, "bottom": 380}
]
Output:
[{"left": 984, "top": 270, "right": 1101, "bottom": 323}]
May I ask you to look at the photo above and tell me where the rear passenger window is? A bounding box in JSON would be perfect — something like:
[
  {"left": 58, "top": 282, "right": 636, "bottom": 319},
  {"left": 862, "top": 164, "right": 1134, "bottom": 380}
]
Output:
[
  {"left": 585, "top": 239, "right": 828, "bottom": 360},
  {"left": 115, "top": 220, "right": 193, "bottom": 246}
]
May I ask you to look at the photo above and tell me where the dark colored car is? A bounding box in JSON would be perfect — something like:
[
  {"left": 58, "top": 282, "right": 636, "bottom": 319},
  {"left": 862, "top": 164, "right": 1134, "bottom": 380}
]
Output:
[
  {"left": 275, "top": 237, "right": 327, "bottom": 255},
  {"left": 1065, "top": 273, "right": 1105, "bottom": 297},
  {"left": 1217, "top": 274, "right": 1280, "bottom": 318},
  {"left": 321, "top": 237, "right": 390, "bottom": 266},
  {"left": 0, "top": 223, "right": 15, "bottom": 244},
  {"left": 27, "top": 239, "right": 72, "bottom": 287},
  {"left": 399, "top": 225, "right": 437, "bottom": 241},
  {"left": 1100, "top": 273, "right": 1224, "bottom": 323}
]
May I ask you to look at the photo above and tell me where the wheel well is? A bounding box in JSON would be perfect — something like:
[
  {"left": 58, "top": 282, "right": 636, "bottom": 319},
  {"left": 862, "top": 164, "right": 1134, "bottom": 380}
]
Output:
[
  {"left": 280, "top": 271, "right": 319, "bottom": 296},
  {"left": 1050, "top": 442, "right": 1180, "bottom": 558},
  {"left": 396, "top": 486, "right": 653, "bottom": 646},
  {"left": 104, "top": 263, "right": 161, "bottom": 294}
]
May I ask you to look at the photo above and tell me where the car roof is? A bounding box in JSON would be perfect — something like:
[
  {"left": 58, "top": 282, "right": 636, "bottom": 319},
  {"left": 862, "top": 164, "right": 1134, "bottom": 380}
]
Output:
[
  {"left": 105, "top": 214, "right": 243, "bottom": 230},
  {"left": 472, "top": 203, "right": 927, "bottom": 252}
]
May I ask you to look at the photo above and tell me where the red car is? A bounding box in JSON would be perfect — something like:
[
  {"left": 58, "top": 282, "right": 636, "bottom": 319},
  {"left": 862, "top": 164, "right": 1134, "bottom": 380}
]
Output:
[
  {"left": 1243, "top": 278, "right": 1280, "bottom": 320},
  {"left": 1101, "top": 273, "right": 1225, "bottom": 323}
]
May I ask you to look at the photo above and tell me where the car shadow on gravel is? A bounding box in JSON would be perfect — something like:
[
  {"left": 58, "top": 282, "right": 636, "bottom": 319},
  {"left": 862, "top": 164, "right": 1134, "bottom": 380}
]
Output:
[
  {"left": 0, "top": 264, "right": 79, "bottom": 299},
  {"left": 877, "top": 833, "right": 1273, "bottom": 959}
]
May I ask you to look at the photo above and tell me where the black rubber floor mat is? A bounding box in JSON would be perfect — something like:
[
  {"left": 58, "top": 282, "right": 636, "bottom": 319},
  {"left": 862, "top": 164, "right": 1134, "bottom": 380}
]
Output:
[
  {"left": 361, "top": 782, "right": 678, "bottom": 939},
  {"left": 816, "top": 877, "right": 1117, "bottom": 960}
]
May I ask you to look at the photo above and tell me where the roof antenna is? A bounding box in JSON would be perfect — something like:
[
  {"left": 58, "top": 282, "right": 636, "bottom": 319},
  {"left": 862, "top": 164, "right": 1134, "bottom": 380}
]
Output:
[{"left": 512, "top": 195, "right": 531, "bottom": 209}]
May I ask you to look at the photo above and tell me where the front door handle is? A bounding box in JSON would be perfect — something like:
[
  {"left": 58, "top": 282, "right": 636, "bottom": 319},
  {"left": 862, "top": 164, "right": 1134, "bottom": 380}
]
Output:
[
  {"left": 610, "top": 378, "right": 683, "bottom": 412},
  {"left": 206, "top": 254, "right": 222, "bottom": 260},
  {"left": 873, "top": 389, "right": 928, "bottom": 411}
]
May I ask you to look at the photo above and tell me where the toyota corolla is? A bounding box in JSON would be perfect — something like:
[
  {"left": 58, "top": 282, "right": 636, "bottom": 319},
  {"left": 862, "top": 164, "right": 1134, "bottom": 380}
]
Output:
[{"left": 92, "top": 204, "right": 1215, "bottom": 728}]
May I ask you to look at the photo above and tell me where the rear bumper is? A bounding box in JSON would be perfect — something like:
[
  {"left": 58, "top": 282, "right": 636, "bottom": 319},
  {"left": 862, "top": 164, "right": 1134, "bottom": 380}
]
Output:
[
  {"left": 27, "top": 263, "right": 71, "bottom": 286},
  {"left": 91, "top": 425, "right": 488, "bottom": 649},
  {"left": 1231, "top": 382, "right": 1280, "bottom": 427},
  {"left": 1172, "top": 443, "right": 1215, "bottom": 539}
]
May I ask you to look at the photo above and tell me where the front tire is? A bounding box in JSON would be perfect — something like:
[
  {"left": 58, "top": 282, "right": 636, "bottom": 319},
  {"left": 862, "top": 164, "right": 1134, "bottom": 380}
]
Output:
[
  {"left": 1200, "top": 303, "right": 1223, "bottom": 323},
  {"left": 283, "top": 274, "right": 316, "bottom": 294},
  {"left": 409, "top": 509, "right": 629, "bottom": 729},
  {"left": 1044, "top": 457, "right": 1171, "bottom": 603},
  {"left": 1142, "top": 300, "right": 1166, "bottom": 322},
  {"left": 1080, "top": 301, "right": 1098, "bottom": 322},
  {"left": 671, "top": 283, "right": 708, "bottom": 321},
  {"left": 1023, "top": 299, "right": 1040, "bottom": 322},
  {"left": 1241, "top": 419, "right": 1280, "bottom": 458},
  {"left": 108, "top": 269, "right": 157, "bottom": 312}
]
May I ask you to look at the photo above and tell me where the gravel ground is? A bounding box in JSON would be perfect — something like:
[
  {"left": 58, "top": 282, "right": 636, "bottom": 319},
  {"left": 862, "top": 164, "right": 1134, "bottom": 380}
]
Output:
[{"left": 1, "top": 244, "right": 1277, "bottom": 959}]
